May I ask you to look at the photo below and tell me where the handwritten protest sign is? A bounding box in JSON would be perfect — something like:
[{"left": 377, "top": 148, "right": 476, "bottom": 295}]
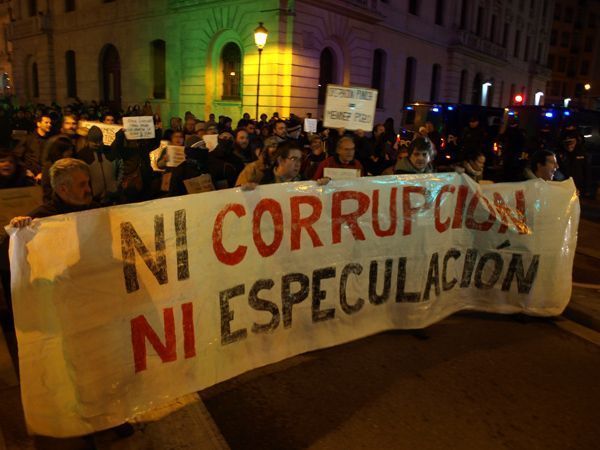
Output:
[
  {"left": 122, "top": 116, "right": 156, "bottom": 140},
  {"left": 183, "top": 174, "right": 215, "bottom": 194},
  {"left": 323, "top": 167, "right": 361, "bottom": 179},
  {"left": 323, "top": 85, "right": 378, "bottom": 131},
  {"left": 166, "top": 145, "right": 185, "bottom": 168},
  {"left": 8, "top": 174, "right": 578, "bottom": 437},
  {"left": 78, "top": 121, "right": 122, "bottom": 146}
]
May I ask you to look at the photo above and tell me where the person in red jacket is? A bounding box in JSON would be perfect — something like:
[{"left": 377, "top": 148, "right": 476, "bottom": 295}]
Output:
[{"left": 312, "top": 136, "right": 365, "bottom": 180}]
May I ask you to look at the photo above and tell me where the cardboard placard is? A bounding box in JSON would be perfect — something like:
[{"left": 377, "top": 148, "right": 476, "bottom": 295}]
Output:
[
  {"left": 166, "top": 145, "right": 186, "bottom": 168},
  {"left": 183, "top": 174, "right": 215, "bottom": 194},
  {"left": 122, "top": 116, "right": 156, "bottom": 140},
  {"left": 323, "top": 85, "right": 378, "bottom": 131},
  {"left": 323, "top": 167, "right": 361, "bottom": 179},
  {"left": 78, "top": 121, "right": 123, "bottom": 146}
]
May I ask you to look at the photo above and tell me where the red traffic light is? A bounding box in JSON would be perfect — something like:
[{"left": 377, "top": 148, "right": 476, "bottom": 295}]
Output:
[{"left": 514, "top": 94, "right": 524, "bottom": 104}]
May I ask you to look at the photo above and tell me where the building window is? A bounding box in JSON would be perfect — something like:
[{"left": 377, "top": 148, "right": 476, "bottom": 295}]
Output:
[
  {"left": 564, "top": 7, "right": 573, "bottom": 23},
  {"left": 476, "top": 7, "right": 484, "bottom": 36},
  {"left": 557, "top": 56, "right": 566, "bottom": 72},
  {"left": 100, "top": 44, "right": 122, "bottom": 108},
  {"left": 547, "top": 53, "right": 555, "bottom": 70},
  {"left": 471, "top": 73, "right": 482, "bottom": 105},
  {"left": 403, "top": 57, "right": 416, "bottom": 105},
  {"left": 371, "top": 49, "right": 386, "bottom": 108},
  {"left": 524, "top": 36, "right": 530, "bottom": 61},
  {"left": 584, "top": 35, "right": 593, "bottom": 52},
  {"left": 514, "top": 30, "right": 521, "bottom": 57},
  {"left": 580, "top": 60, "right": 589, "bottom": 76},
  {"left": 435, "top": 0, "right": 444, "bottom": 26},
  {"left": 550, "top": 29, "right": 557, "bottom": 46},
  {"left": 458, "top": 70, "right": 468, "bottom": 103},
  {"left": 553, "top": 4, "right": 561, "bottom": 20},
  {"left": 221, "top": 42, "right": 241, "bottom": 100},
  {"left": 409, "top": 0, "right": 419, "bottom": 16},
  {"left": 318, "top": 48, "right": 336, "bottom": 105},
  {"left": 589, "top": 14, "right": 596, "bottom": 29},
  {"left": 32, "top": 62, "right": 39, "bottom": 98},
  {"left": 28, "top": 0, "right": 37, "bottom": 17},
  {"left": 509, "top": 84, "right": 515, "bottom": 105},
  {"left": 152, "top": 40, "right": 166, "bottom": 99},
  {"left": 460, "top": 0, "right": 469, "bottom": 30},
  {"left": 65, "top": 50, "right": 77, "bottom": 98},
  {"left": 490, "top": 15, "right": 497, "bottom": 42},
  {"left": 503, "top": 23, "right": 510, "bottom": 48},
  {"left": 65, "top": 0, "right": 76, "bottom": 12},
  {"left": 561, "top": 32, "right": 570, "bottom": 48},
  {"left": 430, "top": 64, "right": 441, "bottom": 102}
]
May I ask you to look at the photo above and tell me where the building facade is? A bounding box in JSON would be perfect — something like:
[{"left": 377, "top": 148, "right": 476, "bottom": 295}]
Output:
[
  {"left": 0, "top": 0, "right": 12, "bottom": 95},
  {"left": 545, "top": 0, "right": 600, "bottom": 110},
  {"left": 5, "top": 0, "right": 553, "bottom": 123}
]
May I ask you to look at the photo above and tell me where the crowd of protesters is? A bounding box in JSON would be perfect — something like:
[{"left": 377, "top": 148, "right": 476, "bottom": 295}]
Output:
[{"left": 0, "top": 96, "right": 593, "bottom": 327}]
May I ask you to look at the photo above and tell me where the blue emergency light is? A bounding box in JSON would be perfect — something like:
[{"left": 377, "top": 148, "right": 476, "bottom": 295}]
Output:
[
  {"left": 432, "top": 107, "right": 440, "bottom": 112},
  {"left": 447, "top": 106, "right": 454, "bottom": 111},
  {"left": 406, "top": 106, "right": 414, "bottom": 110},
  {"left": 564, "top": 110, "right": 571, "bottom": 116},
  {"left": 544, "top": 112, "right": 554, "bottom": 118},
  {"left": 508, "top": 111, "right": 515, "bottom": 116}
]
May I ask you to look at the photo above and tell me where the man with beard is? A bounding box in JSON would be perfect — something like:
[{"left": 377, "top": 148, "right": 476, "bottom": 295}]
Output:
[{"left": 10, "top": 158, "right": 97, "bottom": 224}]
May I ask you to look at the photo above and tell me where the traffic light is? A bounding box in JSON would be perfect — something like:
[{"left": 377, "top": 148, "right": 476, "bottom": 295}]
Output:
[{"left": 513, "top": 94, "right": 524, "bottom": 105}]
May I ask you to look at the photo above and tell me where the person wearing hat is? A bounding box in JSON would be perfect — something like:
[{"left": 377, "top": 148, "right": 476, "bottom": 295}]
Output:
[
  {"left": 235, "top": 136, "right": 279, "bottom": 186},
  {"left": 460, "top": 115, "right": 487, "bottom": 158},
  {"left": 77, "top": 126, "right": 119, "bottom": 205}
]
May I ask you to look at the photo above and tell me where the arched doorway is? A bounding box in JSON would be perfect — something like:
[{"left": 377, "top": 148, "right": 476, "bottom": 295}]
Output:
[{"left": 100, "top": 44, "right": 122, "bottom": 110}]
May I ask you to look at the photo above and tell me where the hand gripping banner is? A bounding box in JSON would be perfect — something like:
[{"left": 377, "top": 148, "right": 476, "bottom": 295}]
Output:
[{"left": 8, "top": 173, "right": 579, "bottom": 437}]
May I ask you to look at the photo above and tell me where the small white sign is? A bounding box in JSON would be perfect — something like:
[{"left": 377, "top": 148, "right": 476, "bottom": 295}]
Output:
[
  {"left": 304, "top": 118, "right": 318, "bottom": 133},
  {"left": 122, "top": 116, "right": 156, "bottom": 140},
  {"left": 183, "top": 174, "right": 215, "bottom": 194},
  {"left": 166, "top": 145, "right": 186, "bottom": 168},
  {"left": 323, "top": 167, "right": 361, "bottom": 179},
  {"left": 323, "top": 85, "right": 378, "bottom": 131},
  {"left": 203, "top": 134, "right": 219, "bottom": 151}
]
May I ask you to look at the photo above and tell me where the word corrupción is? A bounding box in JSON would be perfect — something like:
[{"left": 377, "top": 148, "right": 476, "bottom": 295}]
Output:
[{"left": 120, "top": 184, "right": 528, "bottom": 293}]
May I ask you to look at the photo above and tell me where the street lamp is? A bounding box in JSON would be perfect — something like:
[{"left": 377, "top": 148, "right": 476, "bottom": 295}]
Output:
[
  {"left": 584, "top": 83, "right": 591, "bottom": 91},
  {"left": 254, "top": 22, "right": 268, "bottom": 121}
]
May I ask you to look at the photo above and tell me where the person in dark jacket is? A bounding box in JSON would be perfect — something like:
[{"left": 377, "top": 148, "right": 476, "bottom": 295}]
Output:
[
  {"left": 384, "top": 136, "right": 434, "bottom": 175},
  {"left": 168, "top": 137, "right": 212, "bottom": 196},
  {"left": 499, "top": 117, "right": 527, "bottom": 182},
  {"left": 460, "top": 116, "right": 487, "bottom": 157},
  {"left": 13, "top": 113, "right": 52, "bottom": 179},
  {"left": 557, "top": 130, "right": 589, "bottom": 194},
  {"left": 40, "top": 135, "right": 75, "bottom": 202},
  {"left": 77, "top": 126, "right": 120, "bottom": 205}
]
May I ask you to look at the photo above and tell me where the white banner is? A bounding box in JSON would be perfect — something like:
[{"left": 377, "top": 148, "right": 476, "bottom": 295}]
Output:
[
  {"left": 323, "top": 85, "right": 378, "bottom": 131},
  {"left": 8, "top": 174, "right": 579, "bottom": 437},
  {"left": 78, "top": 121, "right": 122, "bottom": 146}
]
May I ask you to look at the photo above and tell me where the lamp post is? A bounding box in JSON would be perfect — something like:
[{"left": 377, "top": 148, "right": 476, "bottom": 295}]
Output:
[{"left": 254, "top": 22, "right": 268, "bottom": 121}]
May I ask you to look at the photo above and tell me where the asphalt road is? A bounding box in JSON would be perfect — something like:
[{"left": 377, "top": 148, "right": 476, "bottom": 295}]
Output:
[
  {"left": 201, "top": 313, "right": 600, "bottom": 450},
  {"left": 200, "top": 210, "right": 600, "bottom": 450}
]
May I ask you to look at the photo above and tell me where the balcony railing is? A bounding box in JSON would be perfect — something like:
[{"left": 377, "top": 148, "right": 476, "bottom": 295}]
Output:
[
  {"left": 455, "top": 30, "right": 508, "bottom": 60},
  {"left": 6, "top": 15, "right": 50, "bottom": 40}
]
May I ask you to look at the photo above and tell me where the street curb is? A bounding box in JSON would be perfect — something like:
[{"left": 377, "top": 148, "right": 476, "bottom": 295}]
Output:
[{"left": 563, "top": 305, "right": 600, "bottom": 334}]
